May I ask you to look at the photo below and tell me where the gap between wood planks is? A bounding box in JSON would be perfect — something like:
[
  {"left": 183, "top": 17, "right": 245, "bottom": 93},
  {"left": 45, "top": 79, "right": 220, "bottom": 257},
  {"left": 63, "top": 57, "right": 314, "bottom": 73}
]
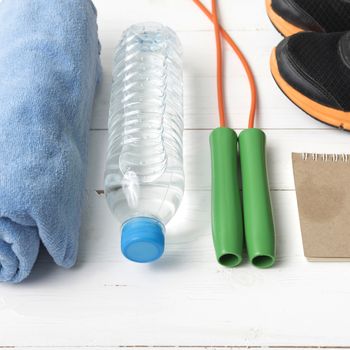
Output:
[
  {"left": 95, "top": 189, "right": 295, "bottom": 195},
  {"left": 89, "top": 128, "right": 333, "bottom": 131},
  {"left": 2, "top": 345, "right": 350, "bottom": 349}
]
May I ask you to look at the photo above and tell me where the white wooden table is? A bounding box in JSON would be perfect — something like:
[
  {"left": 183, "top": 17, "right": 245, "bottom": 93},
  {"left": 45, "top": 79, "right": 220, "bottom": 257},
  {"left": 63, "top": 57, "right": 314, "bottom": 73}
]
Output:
[{"left": 1, "top": 0, "right": 350, "bottom": 348}]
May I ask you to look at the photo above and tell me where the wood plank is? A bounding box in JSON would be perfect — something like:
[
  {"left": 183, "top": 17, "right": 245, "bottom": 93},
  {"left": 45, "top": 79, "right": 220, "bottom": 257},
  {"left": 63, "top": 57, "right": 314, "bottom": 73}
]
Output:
[
  {"left": 93, "top": 0, "right": 272, "bottom": 32},
  {"left": 91, "top": 0, "right": 328, "bottom": 130},
  {"left": 86, "top": 129, "right": 350, "bottom": 191},
  {"left": 1, "top": 191, "right": 350, "bottom": 346},
  {"left": 4, "top": 348, "right": 350, "bottom": 350},
  {"left": 92, "top": 29, "right": 327, "bottom": 130}
]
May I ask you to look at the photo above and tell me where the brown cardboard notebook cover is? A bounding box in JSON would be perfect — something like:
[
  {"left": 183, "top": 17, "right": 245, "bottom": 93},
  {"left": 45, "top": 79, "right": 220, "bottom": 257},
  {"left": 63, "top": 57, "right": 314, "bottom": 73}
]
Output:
[{"left": 292, "top": 153, "right": 350, "bottom": 261}]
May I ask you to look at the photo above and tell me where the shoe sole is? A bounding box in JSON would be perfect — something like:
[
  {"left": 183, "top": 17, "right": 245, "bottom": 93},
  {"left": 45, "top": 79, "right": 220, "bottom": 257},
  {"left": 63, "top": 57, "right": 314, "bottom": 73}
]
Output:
[
  {"left": 265, "top": 0, "right": 304, "bottom": 37},
  {"left": 270, "top": 47, "right": 350, "bottom": 130}
]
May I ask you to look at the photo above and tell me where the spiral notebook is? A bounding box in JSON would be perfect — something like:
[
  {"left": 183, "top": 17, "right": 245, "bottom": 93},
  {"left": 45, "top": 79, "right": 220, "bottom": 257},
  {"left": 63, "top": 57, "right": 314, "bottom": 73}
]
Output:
[{"left": 292, "top": 152, "right": 350, "bottom": 261}]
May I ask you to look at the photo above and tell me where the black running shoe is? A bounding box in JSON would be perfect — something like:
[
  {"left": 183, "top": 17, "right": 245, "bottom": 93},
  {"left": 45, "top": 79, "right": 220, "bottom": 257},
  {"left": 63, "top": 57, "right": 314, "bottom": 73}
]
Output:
[
  {"left": 266, "top": 0, "right": 350, "bottom": 36},
  {"left": 270, "top": 31, "right": 350, "bottom": 129}
]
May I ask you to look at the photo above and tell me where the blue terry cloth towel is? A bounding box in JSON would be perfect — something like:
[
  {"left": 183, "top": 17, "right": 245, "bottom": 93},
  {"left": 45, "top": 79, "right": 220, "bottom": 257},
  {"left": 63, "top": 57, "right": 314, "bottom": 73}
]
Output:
[{"left": 0, "top": 0, "right": 101, "bottom": 282}]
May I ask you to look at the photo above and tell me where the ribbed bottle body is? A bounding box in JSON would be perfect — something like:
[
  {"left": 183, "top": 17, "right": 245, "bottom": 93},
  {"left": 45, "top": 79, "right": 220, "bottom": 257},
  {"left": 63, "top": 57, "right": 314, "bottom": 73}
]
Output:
[{"left": 105, "top": 23, "right": 184, "bottom": 226}]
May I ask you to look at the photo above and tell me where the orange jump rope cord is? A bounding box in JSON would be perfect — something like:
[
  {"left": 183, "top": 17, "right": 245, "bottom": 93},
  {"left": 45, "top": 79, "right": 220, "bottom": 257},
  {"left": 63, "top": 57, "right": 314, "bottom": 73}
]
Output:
[
  {"left": 192, "top": 0, "right": 257, "bottom": 129},
  {"left": 211, "top": 0, "right": 226, "bottom": 127}
]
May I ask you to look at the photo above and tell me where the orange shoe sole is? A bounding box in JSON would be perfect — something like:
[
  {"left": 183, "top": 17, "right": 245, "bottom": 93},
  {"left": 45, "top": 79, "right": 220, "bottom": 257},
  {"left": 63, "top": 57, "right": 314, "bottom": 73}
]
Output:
[
  {"left": 265, "top": 0, "right": 304, "bottom": 37},
  {"left": 270, "top": 48, "right": 350, "bottom": 130}
]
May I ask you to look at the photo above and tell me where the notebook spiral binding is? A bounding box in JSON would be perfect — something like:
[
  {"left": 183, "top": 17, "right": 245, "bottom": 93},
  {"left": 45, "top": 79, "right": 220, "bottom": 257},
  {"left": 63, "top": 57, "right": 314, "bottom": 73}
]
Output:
[{"left": 301, "top": 153, "right": 350, "bottom": 162}]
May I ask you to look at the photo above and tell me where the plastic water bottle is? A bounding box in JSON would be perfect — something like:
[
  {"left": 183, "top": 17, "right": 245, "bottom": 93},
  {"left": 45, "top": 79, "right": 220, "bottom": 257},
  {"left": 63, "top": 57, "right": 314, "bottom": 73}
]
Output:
[{"left": 104, "top": 23, "right": 184, "bottom": 263}]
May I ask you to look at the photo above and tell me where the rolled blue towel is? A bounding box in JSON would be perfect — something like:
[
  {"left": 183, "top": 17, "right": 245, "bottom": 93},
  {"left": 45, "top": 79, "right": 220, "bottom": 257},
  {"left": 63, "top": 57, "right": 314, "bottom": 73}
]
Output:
[{"left": 0, "top": 0, "right": 101, "bottom": 282}]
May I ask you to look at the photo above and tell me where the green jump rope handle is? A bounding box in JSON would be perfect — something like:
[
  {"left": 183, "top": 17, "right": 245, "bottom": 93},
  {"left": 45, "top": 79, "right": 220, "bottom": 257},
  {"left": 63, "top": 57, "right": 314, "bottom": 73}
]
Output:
[
  {"left": 210, "top": 127, "right": 244, "bottom": 267},
  {"left": 239, "top": 128, "right": 276, "bottom": 268}
]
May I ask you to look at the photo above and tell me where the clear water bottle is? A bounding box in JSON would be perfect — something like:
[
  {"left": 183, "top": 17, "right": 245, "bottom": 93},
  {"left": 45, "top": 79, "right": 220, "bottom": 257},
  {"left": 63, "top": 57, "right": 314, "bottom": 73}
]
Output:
[{"left": 104, "top": 23, "right": 184, "bottom": 263}]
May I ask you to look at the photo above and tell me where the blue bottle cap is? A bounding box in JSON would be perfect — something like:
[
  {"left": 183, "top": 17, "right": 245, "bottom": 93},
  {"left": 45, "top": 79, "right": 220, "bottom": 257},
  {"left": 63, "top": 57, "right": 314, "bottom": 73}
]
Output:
[{"left": 121, "top": 217, "right": 165, "bottom": 263}]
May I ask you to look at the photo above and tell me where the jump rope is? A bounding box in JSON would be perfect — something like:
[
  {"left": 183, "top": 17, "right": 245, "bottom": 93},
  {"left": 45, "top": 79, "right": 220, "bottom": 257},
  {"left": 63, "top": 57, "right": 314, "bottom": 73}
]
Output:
[{"left": 193, "top": 0, "right": 276, "bottom": 268}]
